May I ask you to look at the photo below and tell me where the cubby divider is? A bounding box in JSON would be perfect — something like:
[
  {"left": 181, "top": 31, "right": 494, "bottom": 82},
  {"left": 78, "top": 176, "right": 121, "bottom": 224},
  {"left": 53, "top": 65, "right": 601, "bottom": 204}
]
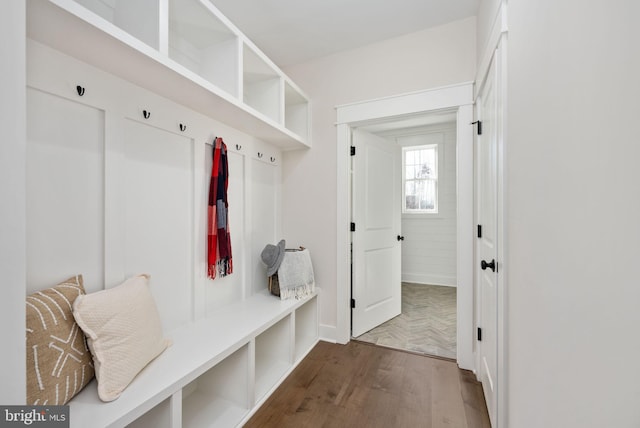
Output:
[
  {"left": 254, "top": 315, "right": 293, "bottom": 401},
  {"left": 295, "top": 295, "right": 319, "bottom": 361}
]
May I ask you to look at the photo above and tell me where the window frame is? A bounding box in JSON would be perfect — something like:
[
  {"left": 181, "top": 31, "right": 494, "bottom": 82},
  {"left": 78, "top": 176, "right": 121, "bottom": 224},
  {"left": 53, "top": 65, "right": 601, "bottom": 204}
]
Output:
[{"left": 401, "top": 143, "right": 439, "bottom": 215}]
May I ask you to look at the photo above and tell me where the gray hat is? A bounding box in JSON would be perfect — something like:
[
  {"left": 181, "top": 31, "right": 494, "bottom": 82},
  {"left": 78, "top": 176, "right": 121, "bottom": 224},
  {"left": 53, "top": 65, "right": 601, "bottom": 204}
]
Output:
[{"left": 261, "top": 239, "right": 286, "bottom": 276}]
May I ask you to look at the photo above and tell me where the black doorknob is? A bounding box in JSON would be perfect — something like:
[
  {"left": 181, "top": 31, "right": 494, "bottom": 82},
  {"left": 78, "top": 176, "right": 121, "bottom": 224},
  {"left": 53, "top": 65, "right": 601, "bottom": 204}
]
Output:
[
  {"left": 397, "top": 235, "right": 405, "bottom": 241},
  {"left": 481, "top": 259, "right": 496, "bottom": 272}
]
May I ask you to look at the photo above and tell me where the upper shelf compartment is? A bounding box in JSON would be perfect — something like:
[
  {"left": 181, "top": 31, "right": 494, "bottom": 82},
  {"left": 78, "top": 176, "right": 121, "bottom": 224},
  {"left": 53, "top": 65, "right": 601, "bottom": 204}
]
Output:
[
  {"left": 243, "top": 44, "right": 282, "bottom": 125},
  {"left": 74, "top": 0, "right": 161, "bottom": 50},
  {"left": 26, "top": 0, "right": 311, "bottom": 150},
  {"left": 169, "top": 0, "right": 240, "bottom": 98}
]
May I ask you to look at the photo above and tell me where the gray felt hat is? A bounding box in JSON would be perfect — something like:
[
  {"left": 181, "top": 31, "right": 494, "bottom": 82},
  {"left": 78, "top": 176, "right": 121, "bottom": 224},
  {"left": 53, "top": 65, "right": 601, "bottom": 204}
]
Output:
[{"left": 261, "top": 239, "right": 286, "bottom": 276}]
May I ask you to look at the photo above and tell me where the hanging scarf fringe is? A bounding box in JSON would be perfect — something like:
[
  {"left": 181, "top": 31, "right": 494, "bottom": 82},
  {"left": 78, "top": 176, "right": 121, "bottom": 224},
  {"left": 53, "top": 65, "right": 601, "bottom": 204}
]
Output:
[{"left": 208, "top": 137, "right": 233, "bottom": 279}]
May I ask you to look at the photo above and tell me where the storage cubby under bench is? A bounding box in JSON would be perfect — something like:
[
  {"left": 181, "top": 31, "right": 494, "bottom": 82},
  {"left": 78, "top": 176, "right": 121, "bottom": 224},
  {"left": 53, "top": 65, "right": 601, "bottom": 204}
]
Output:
[{"left": 69, "top": 291, "right": 319, "bottom": 428}]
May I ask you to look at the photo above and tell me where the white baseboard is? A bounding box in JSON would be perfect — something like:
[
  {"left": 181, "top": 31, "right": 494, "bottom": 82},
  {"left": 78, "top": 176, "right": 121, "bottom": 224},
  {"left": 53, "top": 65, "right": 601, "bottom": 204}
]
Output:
[
  {"left": 402, "top": 273, "right": 457, "bottom": 287},
  {"left": 319, "top": 324, "right": 337, "bottom": 343}
]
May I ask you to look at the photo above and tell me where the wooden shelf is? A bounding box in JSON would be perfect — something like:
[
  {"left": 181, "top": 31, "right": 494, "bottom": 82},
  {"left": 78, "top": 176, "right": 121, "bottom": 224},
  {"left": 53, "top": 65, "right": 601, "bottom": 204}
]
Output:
[{"left": 26, "top": 0, "right": 311, "bottom": 150}]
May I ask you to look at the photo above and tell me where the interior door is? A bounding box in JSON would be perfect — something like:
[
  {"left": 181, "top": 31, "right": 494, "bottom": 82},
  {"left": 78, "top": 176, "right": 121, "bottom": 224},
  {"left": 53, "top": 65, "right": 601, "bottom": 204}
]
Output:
[
  {"left": 351, "top": 129, "right": 402, "bottom": 338},
  {"left": 477, "top": 54, "right": 499, "bottom": 427}
]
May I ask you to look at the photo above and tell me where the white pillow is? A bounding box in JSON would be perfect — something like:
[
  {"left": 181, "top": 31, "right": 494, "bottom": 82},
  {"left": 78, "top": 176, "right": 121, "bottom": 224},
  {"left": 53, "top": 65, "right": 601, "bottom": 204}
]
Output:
[{"left": 72, "top": 274, "right": 170, "bottom": 402}]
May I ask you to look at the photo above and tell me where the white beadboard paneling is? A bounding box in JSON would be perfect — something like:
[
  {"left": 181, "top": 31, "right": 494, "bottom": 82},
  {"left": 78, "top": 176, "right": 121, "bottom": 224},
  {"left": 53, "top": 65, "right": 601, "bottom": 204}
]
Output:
[
  {"left": 122, "top": 118, "right": 193, "bottom": 332},
  {"left": 251, "top": 159, "right": 279, "bottom": 294},
  {"left": 203, "top": 146, "right": 246, "bottom": 313},
  {"left": 26, "top": 41, "right": 282, "bottom": 336},
  {"left": 399, "top": 123, "right": 457, "bottom": 287},
  {"left": 26, "top": 87, "right": 105, "bottom": 293}
]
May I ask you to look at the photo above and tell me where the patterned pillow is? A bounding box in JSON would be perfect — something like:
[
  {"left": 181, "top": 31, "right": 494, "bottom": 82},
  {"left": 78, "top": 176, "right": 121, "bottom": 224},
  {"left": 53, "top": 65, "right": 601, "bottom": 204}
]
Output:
[{"left": 26, "top": 275, "right": 94, "bottom": 405}]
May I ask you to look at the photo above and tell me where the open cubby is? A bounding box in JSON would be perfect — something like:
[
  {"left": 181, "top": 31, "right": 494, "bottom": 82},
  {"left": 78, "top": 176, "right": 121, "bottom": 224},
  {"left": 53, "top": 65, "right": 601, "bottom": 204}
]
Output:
[
  {"left": 127, "top": 394, "right": 178, "bottom": 428},
  {"left": 243, "top": 44, "right": 282, "bottom": 124},
  {"left": 255, "top": 316, "right": 293, "bottom": 401},
  {"left": 74, "top": 0, "right": 160, "bottom": 49},
  {"left": 285, "top": 81, "right": 310, "bottom": 139},
  {"left": 168, "top": 0, "right": 240, "bottom": 97},
  {"left": 182, "top": 345, "right": 250, "bottom": 428},
  {"left": 295, "top": 295, "right": 319, "bottom": 361}
]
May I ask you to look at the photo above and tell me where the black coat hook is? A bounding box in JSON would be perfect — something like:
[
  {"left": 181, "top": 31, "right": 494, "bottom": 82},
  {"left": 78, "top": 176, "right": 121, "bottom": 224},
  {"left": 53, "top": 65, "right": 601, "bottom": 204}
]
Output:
[
  {"left": 235, "top": 144, "right": 242, "bottom": 151},
  {"left": 143, "top": 110, "right": 151, "bottom": 119},
  {"left": 270, "top": 156, "right": 276, "bottom": 163},
  {"left": 257, "top": 152, "right": 263, "bottom": 158},
  {"left": 76, "top": 85, "right": 85, "bottom": 96},
  {"left": 179, "top": 123, "right": 186, "bottom": 132}
]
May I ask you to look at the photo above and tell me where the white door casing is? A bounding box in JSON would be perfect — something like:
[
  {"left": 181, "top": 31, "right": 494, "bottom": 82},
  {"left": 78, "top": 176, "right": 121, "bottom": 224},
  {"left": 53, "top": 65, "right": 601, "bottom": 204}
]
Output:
[
  {"left": 477, "top": 52, "right": 499, "bottom": 427},
  {"left": 351, "top": 129, "right": 402, "bottom": 337}
]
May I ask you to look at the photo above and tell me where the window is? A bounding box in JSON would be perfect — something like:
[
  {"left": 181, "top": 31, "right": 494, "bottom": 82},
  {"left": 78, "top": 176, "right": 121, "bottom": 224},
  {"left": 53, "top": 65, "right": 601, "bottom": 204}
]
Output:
[{"left": 402, "top": 144, "right": 438, "bottom": 213}]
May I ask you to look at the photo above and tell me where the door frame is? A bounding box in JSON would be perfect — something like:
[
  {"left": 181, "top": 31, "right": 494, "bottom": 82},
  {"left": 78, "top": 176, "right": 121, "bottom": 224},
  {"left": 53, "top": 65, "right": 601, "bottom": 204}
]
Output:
[{"left": 335, "top": 82, "right": 475, "bottom": 370}]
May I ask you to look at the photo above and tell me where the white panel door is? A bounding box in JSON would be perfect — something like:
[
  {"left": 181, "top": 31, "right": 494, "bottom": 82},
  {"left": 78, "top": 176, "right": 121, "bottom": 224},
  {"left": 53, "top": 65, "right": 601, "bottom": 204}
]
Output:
[
  {"left": 477, "top": 54, "right": 499, "bottom": 427},
  {"left": 352, "top": 129, "right": 401, "bottom": 337}
]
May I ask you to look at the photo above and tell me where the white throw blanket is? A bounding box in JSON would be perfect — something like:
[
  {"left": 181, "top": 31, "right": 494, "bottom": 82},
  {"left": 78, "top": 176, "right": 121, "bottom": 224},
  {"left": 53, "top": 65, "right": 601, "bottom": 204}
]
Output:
[{"left": 277, "top": 249, "right": 315, "bottom": 300}]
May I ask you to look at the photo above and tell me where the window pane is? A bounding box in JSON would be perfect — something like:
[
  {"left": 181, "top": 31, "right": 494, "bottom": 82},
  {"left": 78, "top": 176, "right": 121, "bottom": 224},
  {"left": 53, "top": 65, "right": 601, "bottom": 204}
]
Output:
[
  {"left": 418, "top": 179, "right": 436, "bottom": 210},
  {"left": 405, "top": 181, "right": 417, "bottom": 210},
  {"left": 402, "top": 144, "right": 438, "bottom": 213}
]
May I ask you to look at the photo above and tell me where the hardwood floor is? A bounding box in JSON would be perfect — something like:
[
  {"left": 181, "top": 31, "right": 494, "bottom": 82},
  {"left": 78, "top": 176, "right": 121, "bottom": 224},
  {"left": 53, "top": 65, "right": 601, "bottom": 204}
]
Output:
[
  {"left": 355, "top": 283, "right": 457, "bottom": 359},
  {"left": 245, "top": 341, "right": 490, "bottom": 428}
]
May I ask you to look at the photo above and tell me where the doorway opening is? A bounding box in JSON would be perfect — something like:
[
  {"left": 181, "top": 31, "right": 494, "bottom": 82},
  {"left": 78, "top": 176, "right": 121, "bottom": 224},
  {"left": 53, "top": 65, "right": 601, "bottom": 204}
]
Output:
[
  {"left": 350, "top": 114, "right": 458, "bottom": 359},
  {"left": 335, "top": 83, "right": 475, "bottom": 370}
]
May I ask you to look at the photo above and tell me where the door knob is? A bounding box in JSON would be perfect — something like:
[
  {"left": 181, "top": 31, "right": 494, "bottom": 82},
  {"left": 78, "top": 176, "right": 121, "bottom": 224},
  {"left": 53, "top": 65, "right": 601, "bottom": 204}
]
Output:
[
  {"left": 481, "top": 259, "right": 496, "bottom": 272},
  {"left": 397, "top": 235, "right": 405, "bottom": 241}
]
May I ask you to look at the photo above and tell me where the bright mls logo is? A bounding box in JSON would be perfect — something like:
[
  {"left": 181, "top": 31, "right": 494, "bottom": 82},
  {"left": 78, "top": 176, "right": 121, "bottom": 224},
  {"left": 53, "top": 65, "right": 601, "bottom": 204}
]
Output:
[{"left": 1, "top": 406, "right": 68, "bottom": 428}]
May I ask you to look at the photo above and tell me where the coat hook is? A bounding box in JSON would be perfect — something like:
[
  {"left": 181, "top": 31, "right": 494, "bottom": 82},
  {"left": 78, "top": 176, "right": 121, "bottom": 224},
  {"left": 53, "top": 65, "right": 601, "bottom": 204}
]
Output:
[
  {"left": 179, "top": 123, "right": 186, "bottom": 132},
  {"left": 235, "top": 144, "right": 242, "bottom": 151},
  {"left": 257, "top": 152, "right": 263, "bottom": 158},
  {"left": 76, "top": 85, "right": 85, "bottom": 96},
  {"left": 270, "top": 156, "right": 276, "bottom": 163},
  {"left": 143, "top": 110, "right": 151, "bottom": 119}
]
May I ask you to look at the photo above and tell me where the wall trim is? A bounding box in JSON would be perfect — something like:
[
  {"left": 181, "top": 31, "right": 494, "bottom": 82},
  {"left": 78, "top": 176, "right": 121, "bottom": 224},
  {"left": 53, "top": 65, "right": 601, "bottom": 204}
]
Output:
[
  {"left": 402, "top": 274, "right": 457, "bottom": 288},
  {"left": 335, "top": 83, "right": 475, "bottom": 371}
]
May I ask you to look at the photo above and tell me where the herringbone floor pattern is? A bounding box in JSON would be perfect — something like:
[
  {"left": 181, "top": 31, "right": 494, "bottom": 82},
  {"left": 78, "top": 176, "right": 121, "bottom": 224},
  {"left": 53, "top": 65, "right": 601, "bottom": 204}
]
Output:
[{"left": 354, "top": 283, "right": 457, "bottom": 359}]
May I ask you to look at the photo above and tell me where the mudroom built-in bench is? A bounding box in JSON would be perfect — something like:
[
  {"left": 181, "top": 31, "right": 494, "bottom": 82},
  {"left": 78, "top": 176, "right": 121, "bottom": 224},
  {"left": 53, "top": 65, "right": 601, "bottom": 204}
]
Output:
[{"left": 22, "top": 1, "right": 317, "bottom": 427}]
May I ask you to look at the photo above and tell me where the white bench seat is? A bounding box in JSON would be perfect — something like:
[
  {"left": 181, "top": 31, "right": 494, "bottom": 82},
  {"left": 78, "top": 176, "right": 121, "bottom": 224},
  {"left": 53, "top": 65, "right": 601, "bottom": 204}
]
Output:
[{"left": 68, "top": 290, "right": 319, "bottom": 428}]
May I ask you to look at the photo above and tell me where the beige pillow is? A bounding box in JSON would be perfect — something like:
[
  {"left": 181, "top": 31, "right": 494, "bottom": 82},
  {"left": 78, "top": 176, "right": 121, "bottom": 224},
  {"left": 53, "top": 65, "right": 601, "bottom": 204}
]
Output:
[
  {"left": 72, "top": 274, "right": 170, "bottom": 402},
  {"left": 26, "top": 275, "right": 95, "bottom": 405}
]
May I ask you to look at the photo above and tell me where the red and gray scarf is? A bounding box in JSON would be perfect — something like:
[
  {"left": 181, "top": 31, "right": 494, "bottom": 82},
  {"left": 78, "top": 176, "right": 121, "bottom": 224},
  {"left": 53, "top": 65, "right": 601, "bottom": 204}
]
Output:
[{"left": 208, "top": 137, "right": 233, "bottom": 279}]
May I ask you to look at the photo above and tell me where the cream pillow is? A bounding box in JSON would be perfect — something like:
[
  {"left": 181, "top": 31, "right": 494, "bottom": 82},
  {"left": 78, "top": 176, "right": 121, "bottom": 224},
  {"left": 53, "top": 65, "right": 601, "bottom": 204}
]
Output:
[{"left": 72, "top": 274, "right": 170, "bottom": 402}]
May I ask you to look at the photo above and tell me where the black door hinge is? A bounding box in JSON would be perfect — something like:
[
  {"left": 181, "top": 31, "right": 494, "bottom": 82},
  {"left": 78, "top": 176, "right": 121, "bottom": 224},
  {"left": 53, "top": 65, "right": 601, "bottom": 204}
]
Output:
[
  {"left": 351, "top": 298, "right": 356, "bottom": 309},
  {"left": 471, "top": 120, "right": 482, "bottom": 135},
  {"left": 477, "top": 327, "right": 482, "bottom": 341},
  {"left": 350, "top": 146, "right": 356, "bottom": 156},
  {"left": 477, "top": 224, "right": 482, "bottom": 238},
  {"left": 350, "top": 222, "right": 356, "bottom": 232}
]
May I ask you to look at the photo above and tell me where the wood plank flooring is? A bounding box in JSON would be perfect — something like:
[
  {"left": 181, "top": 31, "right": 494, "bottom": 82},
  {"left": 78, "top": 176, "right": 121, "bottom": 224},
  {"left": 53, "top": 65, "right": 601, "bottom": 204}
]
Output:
[
  {"left": 245, "top": 341, "right": 490, "bottom": 428},
  {"left": 355, "top": 283, "right": 457, "bottom": 359}
]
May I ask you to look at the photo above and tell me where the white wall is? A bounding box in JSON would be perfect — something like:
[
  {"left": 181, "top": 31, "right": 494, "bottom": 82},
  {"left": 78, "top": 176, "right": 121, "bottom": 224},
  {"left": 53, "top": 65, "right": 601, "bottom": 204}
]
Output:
[
  {"left": 282, "top": 18, "right": 476, "bottom": 338},
  {"left": 394, "top": 123, "right": 458, "bottom": 287},
  {"left": 496, "top": 0, "right": 640, "bottom": 426},
  {"left": 0, "top": 0, "right": 26, "bottom": 404}
]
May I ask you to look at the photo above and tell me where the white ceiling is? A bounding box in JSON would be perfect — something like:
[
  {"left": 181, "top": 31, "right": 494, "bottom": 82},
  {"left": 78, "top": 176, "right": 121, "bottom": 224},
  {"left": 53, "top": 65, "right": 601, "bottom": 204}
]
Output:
[{"left": 210, "top": 0, "right": 479, "bottom": 68}]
